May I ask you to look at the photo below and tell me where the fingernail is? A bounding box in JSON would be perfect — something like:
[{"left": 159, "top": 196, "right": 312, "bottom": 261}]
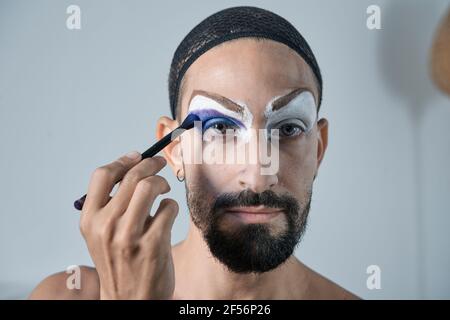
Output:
[
  {"left": 157, "top": 156, "right": 167, "bottom": 164},
  {"left": 126, "top": 151, "right": 141, "bottom": 159}
]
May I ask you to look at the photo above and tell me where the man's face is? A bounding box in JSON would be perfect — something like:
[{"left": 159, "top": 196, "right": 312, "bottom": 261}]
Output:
[{"left": 172, "top": 38, "right": 327, "bottom": 273}]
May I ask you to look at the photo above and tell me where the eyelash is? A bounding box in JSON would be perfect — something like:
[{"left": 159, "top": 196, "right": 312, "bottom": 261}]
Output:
[
  {"left": 268, "top": 119, "right": 306, "bottom": 139},
  {"left": 202, "top": 117, "right": 242, "bottom": 135}
]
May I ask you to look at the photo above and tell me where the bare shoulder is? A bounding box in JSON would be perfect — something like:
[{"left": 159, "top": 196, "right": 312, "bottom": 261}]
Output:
[
  {"left": 28, "top": 266, "right": 100, "bottom": 300},
  {"left": 297, "top": 262, "right": 361, "bottom": 300}
]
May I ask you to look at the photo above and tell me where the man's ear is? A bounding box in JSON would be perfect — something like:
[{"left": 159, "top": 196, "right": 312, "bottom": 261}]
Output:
[
  {"left": 156, "top": 116, "right": 182, "bottom": 175},
  {"left": 316, "top": 118, "right": 329, "bottom": 173}
]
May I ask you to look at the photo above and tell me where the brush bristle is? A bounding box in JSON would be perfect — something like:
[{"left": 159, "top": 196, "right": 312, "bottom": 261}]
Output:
[{"left": 181, "top": 113, "right": 201, "bottom": 129}]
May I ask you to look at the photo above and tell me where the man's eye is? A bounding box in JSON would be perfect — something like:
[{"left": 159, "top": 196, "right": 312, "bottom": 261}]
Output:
[
  {"left": 203, "top": 118, "right": 240, "bottom": 135},
  {"left": 210, "top": 122, "right": 237, "bottom": 134},
  {"left": 279, "top": 123, "right": 303, "bottom": 137},
  {"left": 269, "top": 119, "right": 306, "bottom": 138}
]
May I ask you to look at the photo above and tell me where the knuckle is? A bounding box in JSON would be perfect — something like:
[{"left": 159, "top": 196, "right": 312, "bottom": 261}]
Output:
[
  {"left": 149, "top": 228, "right": 165, "bottom": 241},
  {"left": 142, "top": 157, "right": 165, "bottom": 174},
  {"left": 114, "top": 159, "right": 128, "bottom": 171},
  {"left": 146, "top": 157, "right": 164, "bottom": 168},
  {"left": 135, "top": 178, "right": 154, "bottom": 194},
  {"left": 113, "top": 232, "right": 135, "bottom": 254},
  {"left": 135, "top": 175, "right": 169, "bottom": 194},
  {"left": 102, "top": 214, "right": 117, "bottom": 230},
  {"left": 107, "top": 203, "right": 125, "bottom": 217},
  {"left": 123, "top": 170, "right": 142, "bottom": 185},
  {"left": 79, "top": 215, "right": 90, "bottom": 236},
  {"left": 114, "top": 233, "right": 132, "bottom": 246},
  {"left": 92, "top": 166, "right": 113, "bottom": 181},
  {"left": 97, "top": 221, "right": 114, "bottom": 240}
]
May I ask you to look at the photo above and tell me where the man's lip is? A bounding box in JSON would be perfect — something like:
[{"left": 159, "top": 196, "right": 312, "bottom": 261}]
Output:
[
  {"left": 224, "top": 206, "right": 284, "bottom": 214},
  {"left": 224, "top": 206, "right": 283, "bottom": 223}
]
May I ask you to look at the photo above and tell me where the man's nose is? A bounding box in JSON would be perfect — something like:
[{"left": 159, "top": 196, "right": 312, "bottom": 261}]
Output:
[{"left": 238, "top": 163, "right": 279, "bottom": 193}]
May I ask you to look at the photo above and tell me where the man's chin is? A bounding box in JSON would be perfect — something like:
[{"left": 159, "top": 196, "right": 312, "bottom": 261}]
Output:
[{"left": 203, "top": 223, "right": 296, "bottom": 274}]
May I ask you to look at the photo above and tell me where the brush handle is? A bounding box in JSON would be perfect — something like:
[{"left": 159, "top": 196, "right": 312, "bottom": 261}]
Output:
[
  {"left": 74, "top": 126, "right": 186, "bottom": 211},
  {"left": 141, "top": 130, "right": 176, "bottom": 159}
]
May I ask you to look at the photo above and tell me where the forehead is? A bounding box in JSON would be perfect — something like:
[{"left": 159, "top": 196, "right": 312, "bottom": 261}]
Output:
[{"left": 179, "top": 38, "right": 319, "bottom": 117}]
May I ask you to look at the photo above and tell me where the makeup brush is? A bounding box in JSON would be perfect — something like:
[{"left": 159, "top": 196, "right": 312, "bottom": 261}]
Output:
[{"left": 73, "top": 113, "right": 201, "bottom": 211}]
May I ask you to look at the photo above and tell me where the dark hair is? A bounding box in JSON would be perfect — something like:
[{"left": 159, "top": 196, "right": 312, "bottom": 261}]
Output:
[{"left": 168, "top": 6, "right": 323, "bottom": 119}]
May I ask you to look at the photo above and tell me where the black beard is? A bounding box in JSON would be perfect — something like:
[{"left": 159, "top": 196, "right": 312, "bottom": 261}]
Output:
[{"left": 186, "top": 187, "right": 311, "bottom": 274}]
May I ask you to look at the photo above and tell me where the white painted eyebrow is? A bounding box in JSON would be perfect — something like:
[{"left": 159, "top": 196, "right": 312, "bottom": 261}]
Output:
[{"left": 264, "top": 91, "right": 317, "bottom": 131}]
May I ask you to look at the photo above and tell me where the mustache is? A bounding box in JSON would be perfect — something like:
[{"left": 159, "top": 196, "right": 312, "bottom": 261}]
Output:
[{"left": 212, "top": 189, "right": 300, "bottom": 214}]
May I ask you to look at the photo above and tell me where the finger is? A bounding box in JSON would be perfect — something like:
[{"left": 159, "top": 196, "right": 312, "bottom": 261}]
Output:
[
  {"left": 84, "top": 151, "right": 142, "bottom": 211},
  {"left": 142, "top": 198, "right": 179, "bottom": 242},
  {"left": 121, "top": 175, "right": 171, "bottom": 235},
  {"left": 107, "top": 156, "right": 167, "bottom": 214}
]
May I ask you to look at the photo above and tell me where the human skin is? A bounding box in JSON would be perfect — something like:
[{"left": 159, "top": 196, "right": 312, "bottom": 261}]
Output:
[
  {"left": 29, "top": 38, "right": 359, "bottom": 300},
  {"left": 431, "top": 8, "right": 450, "bottom": 95}
]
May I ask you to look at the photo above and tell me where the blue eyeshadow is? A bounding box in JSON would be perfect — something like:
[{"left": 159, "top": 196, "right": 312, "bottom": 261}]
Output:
[{"left": 187, "top": 109, "right": 246, "bottom": 133}]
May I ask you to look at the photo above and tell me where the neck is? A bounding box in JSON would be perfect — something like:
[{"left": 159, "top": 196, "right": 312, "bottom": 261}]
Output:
[{"left": 171, "top": 219, "right": 309, "bottom": 299}]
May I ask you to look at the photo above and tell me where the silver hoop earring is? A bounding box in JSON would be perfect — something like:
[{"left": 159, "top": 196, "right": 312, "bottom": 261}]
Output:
[{"left": 176, "top": 169, "right": 185, "bottom": 182}]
